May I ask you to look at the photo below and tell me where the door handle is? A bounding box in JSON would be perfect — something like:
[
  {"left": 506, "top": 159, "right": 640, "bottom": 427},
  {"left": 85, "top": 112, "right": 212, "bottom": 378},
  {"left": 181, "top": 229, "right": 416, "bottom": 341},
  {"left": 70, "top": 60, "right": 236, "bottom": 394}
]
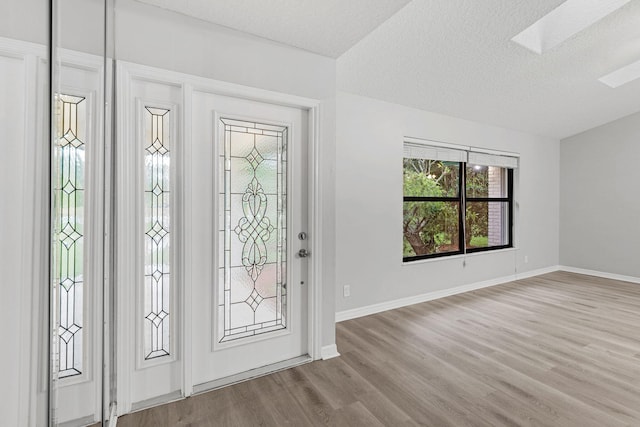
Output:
[{"left": 297, "top": 249, "right": 310, "bottom": 258}]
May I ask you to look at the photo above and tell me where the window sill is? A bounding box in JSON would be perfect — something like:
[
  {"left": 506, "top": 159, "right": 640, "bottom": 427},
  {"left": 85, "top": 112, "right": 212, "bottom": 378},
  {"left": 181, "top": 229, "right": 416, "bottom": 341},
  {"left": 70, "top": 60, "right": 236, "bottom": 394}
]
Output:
[{"left": 402, "top": 247, "right": 518, "bottom": 266}]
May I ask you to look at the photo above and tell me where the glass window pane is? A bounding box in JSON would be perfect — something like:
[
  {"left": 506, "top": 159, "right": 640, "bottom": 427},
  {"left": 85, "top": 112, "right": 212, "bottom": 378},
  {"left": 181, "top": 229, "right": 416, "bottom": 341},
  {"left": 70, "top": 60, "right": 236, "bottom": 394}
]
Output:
[
  {"left": 143, "top": 106, "right": 171, "bottom": 360},
  {"left": 466, "top": 201, "right": 509, "bottom": 248},
  {"left": 403, "top": 201, "right": 460, "bottom": 257},
  {"left": 55, "top": 94, "right": 86, "bottom": 378},
  {"left": 466, "top": 165, "right": 507, "bottom": 198},
  {"left": 219, "top": 118, "right": 287, "bottom": 343},
  {"left": 403, "top": 159, "right": 459, "bottom": 197}
]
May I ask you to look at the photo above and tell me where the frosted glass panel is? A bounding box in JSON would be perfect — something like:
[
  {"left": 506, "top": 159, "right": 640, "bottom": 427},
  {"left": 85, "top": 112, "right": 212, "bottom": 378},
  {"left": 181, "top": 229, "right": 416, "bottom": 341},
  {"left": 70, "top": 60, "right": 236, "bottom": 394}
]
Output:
[
  {"left": 219, "top": 118, "right": 288, "bottom": 343},
  {"left": 143, "top": 106, "right": 171, "bottom": 359},
  {"left": 55, "top": 94, "right": 86, "bottom": 378}
]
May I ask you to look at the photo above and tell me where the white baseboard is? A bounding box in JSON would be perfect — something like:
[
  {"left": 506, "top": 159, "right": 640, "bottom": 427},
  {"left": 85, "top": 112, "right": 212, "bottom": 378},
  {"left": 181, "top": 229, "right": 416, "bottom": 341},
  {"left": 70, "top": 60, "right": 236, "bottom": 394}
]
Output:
[
  {"left": 558, "top": 265, "right": 640, "bottom": 284},
  {"left": 335, "top": 265, "right": 560, "bottom": 323},
  {"left": 515, "top": 265, "right": 560, "bottom": 280},
  {"left": 320, "top": 344, "right": 340, "bottom": 360}
]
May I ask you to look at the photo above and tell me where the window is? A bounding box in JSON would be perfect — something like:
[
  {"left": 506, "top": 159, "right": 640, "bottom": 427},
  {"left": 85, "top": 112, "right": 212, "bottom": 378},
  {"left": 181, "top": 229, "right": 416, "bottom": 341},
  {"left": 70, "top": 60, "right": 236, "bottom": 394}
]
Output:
[
  {"left": 403, "top": 142, "right": 516, "bottom": 262},
  {"left": 218, "top": 118, "right": 288, "bottom": 343},
  {"left": 55, "top": 94, "right": 87, "bottom": 378},
  {"left": 143, "top": 106, "right": 172, "bottom": 360}
]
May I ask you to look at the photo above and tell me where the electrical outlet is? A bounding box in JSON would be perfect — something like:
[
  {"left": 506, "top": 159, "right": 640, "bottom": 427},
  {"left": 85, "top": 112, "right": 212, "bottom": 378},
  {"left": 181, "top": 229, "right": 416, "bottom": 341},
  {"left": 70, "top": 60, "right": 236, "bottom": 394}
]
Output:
[
  {"left": 343, "top": 285, "right": 350, "bottom": 297},
  {"left": 524, "top": 255, "right": 529, "bottom": 264}
]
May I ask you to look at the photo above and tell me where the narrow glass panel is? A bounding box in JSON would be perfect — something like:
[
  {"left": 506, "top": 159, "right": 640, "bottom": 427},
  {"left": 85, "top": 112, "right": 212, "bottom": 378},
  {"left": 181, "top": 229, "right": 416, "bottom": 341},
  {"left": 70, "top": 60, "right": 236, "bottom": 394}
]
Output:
[
  {"left": 466, "top": 165, "right": 507, "bottom": 198},
  {"left": 143, "top": 107, "right": 171, "bottom": 359},
  {"left": 55, "top": 94, "right": 86, "bottom": 378},
  {"left": 403, "top": 159, "right": 459, "bottom": 197},
  {"left": 219, "top": 118, "right": 287, "bottom": 343},
  {"left": 403, "top": 201, "right": 460, "bottom": 257},
  {"left": 466, "top": 201, "right": 510, "bottom": 248}
]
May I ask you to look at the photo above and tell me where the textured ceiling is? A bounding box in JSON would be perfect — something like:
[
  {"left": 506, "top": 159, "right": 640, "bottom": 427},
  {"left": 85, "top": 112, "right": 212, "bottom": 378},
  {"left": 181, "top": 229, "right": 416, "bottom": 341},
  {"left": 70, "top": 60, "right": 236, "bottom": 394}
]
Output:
[
  {"left": 135, "top": 0, "right": 640, "bottom": 139},
  {"left": 337, "top": 0, "right": 640, "bottom": 139},
  {"left": 134, "top": 0, "right": 413, "bottom": 58}
]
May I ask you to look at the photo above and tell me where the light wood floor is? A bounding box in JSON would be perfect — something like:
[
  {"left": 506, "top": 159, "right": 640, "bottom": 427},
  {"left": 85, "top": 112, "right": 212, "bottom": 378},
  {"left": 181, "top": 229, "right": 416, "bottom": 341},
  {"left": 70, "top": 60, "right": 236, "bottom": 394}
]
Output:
[{"left": 118, "top": 272, "right": 640, "bottom": 426}]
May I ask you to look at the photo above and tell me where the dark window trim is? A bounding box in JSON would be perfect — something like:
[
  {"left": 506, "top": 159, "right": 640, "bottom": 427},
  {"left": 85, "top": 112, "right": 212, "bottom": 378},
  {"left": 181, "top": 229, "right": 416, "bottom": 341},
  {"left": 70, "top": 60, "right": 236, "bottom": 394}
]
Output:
[
  {"left": 466, "top": 197, "right": 510, "bottom": 202},
  {"left": 404, "top": 196, "right": 460, "bottom": 202},
  {"left": 458, "top": 161, "right": 466, "bottom": 258},
  {"left": 403, "top": 164, "right": 514, "bottom": 262},
  {"left": 466, "top": 244, "right": 512, "bottom": 254},
  {"left": 403, "top": 249, "right": 463, "bottom": 262}
]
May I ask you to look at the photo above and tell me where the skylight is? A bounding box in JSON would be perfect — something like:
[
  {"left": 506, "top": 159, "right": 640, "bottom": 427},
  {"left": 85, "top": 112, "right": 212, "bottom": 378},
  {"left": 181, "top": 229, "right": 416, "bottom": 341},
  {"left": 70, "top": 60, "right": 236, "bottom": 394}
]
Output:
[
  {"left": 599, "top": 59, "right": 640, "bottom": 88},
  {"left": 511, "top": 0, "right": 631, "bottom": 54}
]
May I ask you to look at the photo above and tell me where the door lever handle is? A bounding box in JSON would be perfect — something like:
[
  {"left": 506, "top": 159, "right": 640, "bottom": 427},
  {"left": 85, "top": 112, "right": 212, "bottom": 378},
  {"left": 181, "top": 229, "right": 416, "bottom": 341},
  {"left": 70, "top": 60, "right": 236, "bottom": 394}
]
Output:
[{"left": 297, "top": 249, "right": 310, "bottom": 258}]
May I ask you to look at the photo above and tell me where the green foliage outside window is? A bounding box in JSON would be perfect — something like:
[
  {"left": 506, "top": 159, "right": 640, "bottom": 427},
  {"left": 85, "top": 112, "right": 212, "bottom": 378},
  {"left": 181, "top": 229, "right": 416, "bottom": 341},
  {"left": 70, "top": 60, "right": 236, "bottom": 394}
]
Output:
[{"left": 403, "top": 159, "right": 490, "bottom": 257}]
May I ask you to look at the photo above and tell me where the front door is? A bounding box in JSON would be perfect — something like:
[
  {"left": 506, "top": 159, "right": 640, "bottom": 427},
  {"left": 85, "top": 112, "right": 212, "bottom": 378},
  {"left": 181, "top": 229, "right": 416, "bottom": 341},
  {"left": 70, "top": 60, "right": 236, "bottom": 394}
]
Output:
[
  {"left": 189, "top": 91, "right": 309, "bottom": 388},
  {"left": 117, "top": 67, "right": 311, "bottom": 411}
]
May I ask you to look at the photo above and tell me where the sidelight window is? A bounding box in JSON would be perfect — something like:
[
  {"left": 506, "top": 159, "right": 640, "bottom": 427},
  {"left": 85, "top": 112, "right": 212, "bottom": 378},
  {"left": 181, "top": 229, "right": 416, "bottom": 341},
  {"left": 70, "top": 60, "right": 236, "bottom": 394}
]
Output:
[
  {"left": 55, "top": 94, "right": 87, "bottom": 378},
  {"left": 143, "top": 106, "right": 171, "bottom": 360}
]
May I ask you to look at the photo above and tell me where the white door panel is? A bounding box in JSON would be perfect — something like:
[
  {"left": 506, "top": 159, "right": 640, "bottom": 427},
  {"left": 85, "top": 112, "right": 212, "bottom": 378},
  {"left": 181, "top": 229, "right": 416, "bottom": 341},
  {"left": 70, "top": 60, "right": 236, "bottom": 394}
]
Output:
[
  {"left": 54, "top": 52, "right": 106, "bottom": 426},
  {"left": 0, "top": 47, "right": 31, "bottom": 427},
  {"left": 190, "top": 91, "right": 308, "bottom": 386},
  {"left": 117, "top": 75, "right": 182, "bottom": 411}
]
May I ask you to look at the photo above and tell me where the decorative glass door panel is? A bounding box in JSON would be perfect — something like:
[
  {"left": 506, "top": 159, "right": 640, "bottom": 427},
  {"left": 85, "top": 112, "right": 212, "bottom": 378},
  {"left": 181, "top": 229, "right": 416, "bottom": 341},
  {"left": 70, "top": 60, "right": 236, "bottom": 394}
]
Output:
[
  {"left": 219, "top": 119, "right": 288, "bottom": 344},
  {"left": 190, "top": 91, "right": 308, "bottom": 387},
  {"left": 143, "top": 107, "right": 171, "bottom": 360},
  {"left": 55, "top": 94, "right": 86, "bottom": 378}
]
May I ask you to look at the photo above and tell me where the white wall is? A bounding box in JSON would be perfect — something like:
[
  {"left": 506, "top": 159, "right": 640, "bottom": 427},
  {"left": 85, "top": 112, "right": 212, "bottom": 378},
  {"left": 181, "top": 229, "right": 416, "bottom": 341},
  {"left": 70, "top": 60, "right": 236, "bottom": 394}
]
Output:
[
  {"left": 114, "top": 0, "right": 334, "bottom": 101},
  {"left": 335, "top": 92, "right": 560, "bottom": 314},
  {"left": 0, "top": 0, "right": 104, "bottom": 54},
  {"left": 113, "top": 0, "right": 337, "bottom": 348},
  {"left": 0, "top": 0, "right": 47, "bottom": 45},
  {"left": 560, "top": 112, "right": 640, "bottom": 278}
]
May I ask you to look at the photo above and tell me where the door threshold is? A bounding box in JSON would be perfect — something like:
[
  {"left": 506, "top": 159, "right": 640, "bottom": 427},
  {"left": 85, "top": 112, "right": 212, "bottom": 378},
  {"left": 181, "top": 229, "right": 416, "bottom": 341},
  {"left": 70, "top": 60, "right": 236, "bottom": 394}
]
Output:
[
  {"left": 193, "top": 354, "right": 312, "bottom": 395},
  {"left": 131, "top": 390, "right": 183, "bottom": 413},
  {"left": 57, "top": 415, "right": 97, "bottom": 427}
]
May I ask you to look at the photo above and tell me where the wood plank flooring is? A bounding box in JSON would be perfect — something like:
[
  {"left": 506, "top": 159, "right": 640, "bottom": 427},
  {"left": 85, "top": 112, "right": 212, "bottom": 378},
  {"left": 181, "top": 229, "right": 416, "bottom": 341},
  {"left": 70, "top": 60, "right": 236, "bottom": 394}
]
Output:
[{"left": 118, "top": 272, "right": 640, "bottom": 426}]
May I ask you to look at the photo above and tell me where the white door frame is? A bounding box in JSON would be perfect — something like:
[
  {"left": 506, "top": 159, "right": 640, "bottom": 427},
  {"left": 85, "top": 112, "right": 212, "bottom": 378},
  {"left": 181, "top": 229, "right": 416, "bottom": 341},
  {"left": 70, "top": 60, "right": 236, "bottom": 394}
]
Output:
[{"left": 116, "top": 61, "right": 324, "bottom": 412}]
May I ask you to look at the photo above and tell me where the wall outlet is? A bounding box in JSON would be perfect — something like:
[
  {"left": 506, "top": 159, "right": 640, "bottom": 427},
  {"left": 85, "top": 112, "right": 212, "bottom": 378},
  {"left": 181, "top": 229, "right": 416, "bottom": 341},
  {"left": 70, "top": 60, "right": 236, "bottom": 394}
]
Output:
[
  {"left": 343, "top": 285, "right": 350, "bottom": 298},
  {"left": 524, "top": 255, "right": 529, "bottom": 264}
]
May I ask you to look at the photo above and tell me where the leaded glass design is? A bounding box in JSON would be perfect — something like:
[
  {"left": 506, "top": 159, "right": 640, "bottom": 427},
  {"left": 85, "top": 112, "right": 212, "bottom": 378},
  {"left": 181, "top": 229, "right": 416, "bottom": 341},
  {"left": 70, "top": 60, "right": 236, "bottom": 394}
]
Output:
[
  {"left": 219, "top": 118, "right": 288, "bottom": 343},
  {"left": 143, "top": 107, "right": 171, "bottom": 360},
  {"left": 55, "top": 94, "right": 86, "bottom": 378}
]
